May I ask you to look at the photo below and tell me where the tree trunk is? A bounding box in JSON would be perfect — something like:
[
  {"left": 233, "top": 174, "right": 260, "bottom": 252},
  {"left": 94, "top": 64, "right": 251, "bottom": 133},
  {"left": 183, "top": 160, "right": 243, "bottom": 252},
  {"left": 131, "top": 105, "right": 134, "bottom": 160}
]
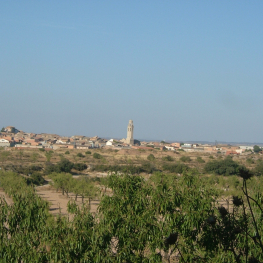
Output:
[{"left": 75, "top": 194, "right": 78, "bottom": 201}]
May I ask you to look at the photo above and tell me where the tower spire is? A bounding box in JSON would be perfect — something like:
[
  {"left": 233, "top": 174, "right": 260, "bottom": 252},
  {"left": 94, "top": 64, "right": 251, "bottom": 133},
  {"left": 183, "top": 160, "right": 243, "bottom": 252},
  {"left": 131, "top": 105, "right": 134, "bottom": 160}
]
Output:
[{"left": 126, "top": 120, "right": 134, "bottom": 145}]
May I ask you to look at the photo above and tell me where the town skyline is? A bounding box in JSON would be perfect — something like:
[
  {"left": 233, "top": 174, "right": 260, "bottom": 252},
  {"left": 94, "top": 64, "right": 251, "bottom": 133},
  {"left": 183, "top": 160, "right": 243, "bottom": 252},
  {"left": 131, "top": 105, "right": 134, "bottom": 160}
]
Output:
[{"left": 1, "top": 124, "right": 263, "bottom": 146}]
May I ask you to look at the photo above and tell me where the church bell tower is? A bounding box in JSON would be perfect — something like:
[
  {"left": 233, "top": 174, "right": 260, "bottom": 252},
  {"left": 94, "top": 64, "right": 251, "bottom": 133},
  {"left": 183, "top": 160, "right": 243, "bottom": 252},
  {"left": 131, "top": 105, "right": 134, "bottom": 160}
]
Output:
[{"left": 126, "top": 120, "right": 134, "bottom": 145}]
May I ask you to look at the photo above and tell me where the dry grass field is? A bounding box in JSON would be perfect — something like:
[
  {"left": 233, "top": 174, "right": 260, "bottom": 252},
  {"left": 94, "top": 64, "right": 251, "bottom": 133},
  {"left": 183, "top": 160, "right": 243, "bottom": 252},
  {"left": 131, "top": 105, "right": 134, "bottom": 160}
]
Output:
[{"left": 0, "top": 147, "right": 262, "bottom": 218}]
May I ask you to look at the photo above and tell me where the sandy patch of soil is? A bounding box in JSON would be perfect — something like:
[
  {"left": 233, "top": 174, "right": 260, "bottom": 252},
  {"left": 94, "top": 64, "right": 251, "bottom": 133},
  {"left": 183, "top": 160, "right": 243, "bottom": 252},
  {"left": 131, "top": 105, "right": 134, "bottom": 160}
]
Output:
[
  {"left": 36, "top": 185, "right": 99, "bottom": 218},
  {"left": 0, "top": 188, "right": 13, "bottom": 205}
]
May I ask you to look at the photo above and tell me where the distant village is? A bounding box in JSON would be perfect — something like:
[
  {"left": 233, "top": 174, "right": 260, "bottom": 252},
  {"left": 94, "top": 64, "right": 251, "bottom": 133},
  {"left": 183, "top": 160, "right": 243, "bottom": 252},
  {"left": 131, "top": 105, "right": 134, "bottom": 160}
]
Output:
[{"left": 0, "top": 123, "right": 259, "bottom": 156}]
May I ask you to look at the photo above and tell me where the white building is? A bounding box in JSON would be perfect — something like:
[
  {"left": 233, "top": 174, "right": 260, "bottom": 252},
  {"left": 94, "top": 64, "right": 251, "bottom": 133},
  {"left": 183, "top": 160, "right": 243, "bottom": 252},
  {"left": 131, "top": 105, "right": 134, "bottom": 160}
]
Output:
[
  {"left": 0, "top": 139, "right": 11, "bottom": 147},
  {"left": 106, "top": 139, "right": 114, "bottom": 146},
  {"left": 239, "top": 146, "right": 254, "bottom": 151}
]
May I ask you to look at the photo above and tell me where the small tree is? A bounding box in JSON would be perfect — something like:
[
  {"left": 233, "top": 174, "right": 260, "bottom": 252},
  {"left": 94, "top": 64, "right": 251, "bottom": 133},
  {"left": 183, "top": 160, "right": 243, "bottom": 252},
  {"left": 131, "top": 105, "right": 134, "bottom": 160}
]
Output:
[
  {"left": 73, "top": 163, "right": 88, "bottom": 171},
  {"left": 93, "top": 153, "right": 102, "bottom": 159},
  {"left": 162, "top": 155, "right": 174, "bottom": 162},
  {"left": 45, "top": 151, "right": 53, "bottom": 162},
  {"left": 147, "top": 154, "right": 155, "bottom": 162},
  {"left": 254, "top": 145, "right": 261, "bottom": 153},
  {"left": 180, "top": 156, "right": 191, "bottom": 162},
  {"left": 196, "top": 156, "right": 205, "bottom": 163}
]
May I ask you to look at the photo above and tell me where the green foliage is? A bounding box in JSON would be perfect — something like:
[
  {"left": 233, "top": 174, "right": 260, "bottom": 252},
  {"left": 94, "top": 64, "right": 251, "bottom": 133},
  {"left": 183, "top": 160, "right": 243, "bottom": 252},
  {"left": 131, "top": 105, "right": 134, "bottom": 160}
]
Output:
[
  {"left": 162, "top": 155, "right": 174, "bottom": 161},
  {"left": 39, "top": 148, "right": 45, "bottom": 152},
  {"left": 162, "top": 163, "right": 189, "bottom": 173},
  {"left": 253, "top": 162, "right": 263, "bottom": 176},
  {"left": 73, "top": 163, "right": 88, "bottom": 171},
  {"left": 45, "top": 159, "right": 74, "bottom": 174},
  {"left": 204, "top": 156, "right": 241, "bottom": 176},
  {"left": 1, "top": 127, "right": 5, "bottom": 132},
  {"left": 85, "top": 151, "right": 91, "bottom": 155},
  {"left": 93, "top": 152, "right": 102, "bottom": 159},
  {"left": 65, "top": 150, "right": 70, "bottom": 154},
  {"left": 147, "top": 153, "right": 155, "bottom": 161},
  {"left": 77, "top": 152, "right": 85, "bottom": 158},
  {"left": 49, "top": 172, "right": 73, "bottom": 197},
  {"left": 254, "top": 145, "right": 262, "bottom": 153},
  {"left": 45, "top": 151, "right": 53, "bottom": 162},
  {"left": 0, "top": 151, "right": 10, "bottom": 164},
  {"left": 2, "top": 167, "right": 263, "bottom": 262},
  {"left": 180, "top": 156, "right": 191, "bottom": 162},
  {"left": 26, "top": 172, "right": 45, "bottom": 186},
  {"left": 178, "top": 149, "right": 184, "bottom": 151},
  {"left": 141, "top": 162, "right": 156, "bottom": 173},
  {"left": 196, "top": 156, "right": 205, "bottom": 163},
  {"left": 246, "top": 158, "right": 254, "bottom": 164}
]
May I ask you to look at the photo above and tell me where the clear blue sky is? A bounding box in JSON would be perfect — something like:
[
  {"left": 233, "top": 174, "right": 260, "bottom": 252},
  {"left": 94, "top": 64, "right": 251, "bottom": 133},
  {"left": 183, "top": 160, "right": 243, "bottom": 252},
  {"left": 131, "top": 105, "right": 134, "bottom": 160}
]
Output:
[{"left": 1, "top": 1, "right": 263, "bottom": 142}]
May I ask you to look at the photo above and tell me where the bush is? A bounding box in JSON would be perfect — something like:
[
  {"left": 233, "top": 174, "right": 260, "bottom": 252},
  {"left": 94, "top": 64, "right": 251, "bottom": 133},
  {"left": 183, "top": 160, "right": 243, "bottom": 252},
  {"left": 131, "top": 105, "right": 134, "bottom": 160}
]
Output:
[
  {"left": 26, "top": 172, "right": 45, "bottom": 186},
  {"left": 180, "top": 156, "right": 191, "bottom": 162},
  {"left": 85, "top": 151, "right": 91, "bottom": 155},
  {"left": 253, "top": 162, "right": 263, "bottom": 176},
  {"left": 162, "top": 163, "right": 189, "bottom": 173},
  {"left": 162, "top": 155, "right": 174, "bottom": 162},
  {"left": 204, "top": 156, "right": 240, "bottom": 176},
  {"left": 93, "top": 153, "right": 102, "bottom": 159},
  {"left": 73, "top": 163, "right": 88, "bottom": 171},
  {"left": 141, "top": 162, "right": 156, "bottom": 173},
  {"left": 246, "top": 158, "right": 254, "bottom": 164},
  {"left": 254, "top": 145, "right": 261, "bottom": 153},
  {"left": 65, "top": 151, "right": 70, "bottom": 154},
  {"left": 147, "top": 154, "right": 155, "bottom": 162},
  {"left": 45, "top": 159, "right": 74, "bottom": 174},
  {"left": 39, "top": 148, "right": 45, "bottom": 152},
  {"left": 196, "top": 156, "right": 205, "bottom": 163},
  {"left": 77, "top": 153, "right": 85, "bottom": 158}
]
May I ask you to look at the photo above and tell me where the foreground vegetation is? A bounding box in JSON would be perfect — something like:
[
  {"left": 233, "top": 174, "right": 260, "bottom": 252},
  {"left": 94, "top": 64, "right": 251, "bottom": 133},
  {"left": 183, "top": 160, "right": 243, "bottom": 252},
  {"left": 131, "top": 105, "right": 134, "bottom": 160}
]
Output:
[
  {"left": 1, "top": 148, "right": 263, "bottom": 262},
  {"left": 1, "top": 167, "right": 263, "bottom": 262}
]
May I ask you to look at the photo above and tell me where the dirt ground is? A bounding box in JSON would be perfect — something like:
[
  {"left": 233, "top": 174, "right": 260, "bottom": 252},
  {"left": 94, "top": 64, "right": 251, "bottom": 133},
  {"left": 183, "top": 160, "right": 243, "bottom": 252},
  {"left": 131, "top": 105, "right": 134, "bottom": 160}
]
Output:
[
  {"left": 36, "top": 184, "right": 100, "bottom": 218},
  {"left": 0, "top": 189, "right": 13, "bottom": 205}
]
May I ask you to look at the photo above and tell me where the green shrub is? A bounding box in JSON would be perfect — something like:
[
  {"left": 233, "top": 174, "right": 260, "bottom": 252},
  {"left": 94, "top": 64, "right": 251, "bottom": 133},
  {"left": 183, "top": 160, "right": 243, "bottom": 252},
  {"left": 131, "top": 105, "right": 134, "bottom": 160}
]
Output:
[
  {"left": 65, "top": 151, "right": 70, "bottom": 154},
  {"left": 93, "top": 153, "right": 102, "bottom": 159},
  {"left": 246, "top": 158, "right": 254, "bottom": 164},
  {"left": 39, "top": 148, "right": 45, "bottom": 152},
  {"left": 180, "top": 156, "right": 191, "bottom": 162},
  {"left": 73, "top": 163, "right": 88, "bottom": 171},
  {"left": 162, "top": 163, "right": 189, "bottom": 173},
  {"left": 162, "top": 155, "right": 174, "bottom": 162},
  {"left": 77, "top": 153, "right": 85, "bottom": 158},
  {"left": 196, "top": 156, "right": 205, "bottom": 163},
  {"left": 45, "top": 159, "right": 74, "bottom": 174},
  {"left": 253, "top": 162, "right": 263, "bottom": 176},
  {"left": 85, "top": 151, "right": 91, "bottom": 155},
  {"left": 26, "top": 172, "right": 45, "bottom": 186},
  {"left": 204, "top": 156, "right": 240, "bottom": 176},
  {"left": 147, "top": 154, "right": 155, "bottom": 162}
]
